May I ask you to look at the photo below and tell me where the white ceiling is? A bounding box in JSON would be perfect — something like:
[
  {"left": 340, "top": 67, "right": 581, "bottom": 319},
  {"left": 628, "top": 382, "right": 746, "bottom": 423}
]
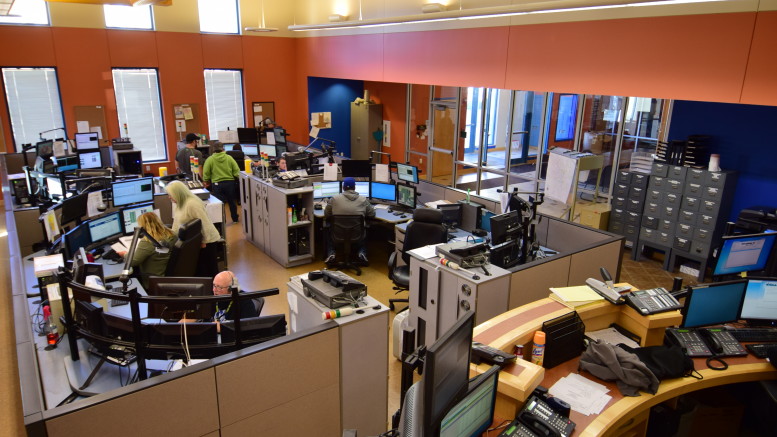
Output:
[{"left": 0, "top": 0, "right": 16, "bottom": 16}]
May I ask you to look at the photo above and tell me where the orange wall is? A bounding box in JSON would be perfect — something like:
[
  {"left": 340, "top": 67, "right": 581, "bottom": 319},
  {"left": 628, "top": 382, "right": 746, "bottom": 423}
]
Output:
[
  {"left": 0, "top": 27, "right": 304, "bottom": 166},
  {"left": 364, "top": 81, "right": 406, "bottom": 164}
]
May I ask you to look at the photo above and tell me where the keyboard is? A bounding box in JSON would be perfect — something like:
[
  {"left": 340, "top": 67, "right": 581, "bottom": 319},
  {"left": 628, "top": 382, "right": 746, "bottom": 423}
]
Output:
[
  {"left": 729, "top": 328, "right": 777, "bottom": 343},
  {"left": 746, "top": 343, "right": 777, "bottom": 359}
]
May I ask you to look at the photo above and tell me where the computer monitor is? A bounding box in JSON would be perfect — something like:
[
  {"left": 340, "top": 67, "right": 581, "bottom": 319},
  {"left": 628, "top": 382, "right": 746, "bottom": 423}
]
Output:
[
  {"left": 60, "top": 192, "right": 89, "bottom": 227},
  {"left": 397, "top": 163, "right": 419, "bottom": 184},
  {"left": 480, "top": 210, "right": 496, "bottom": 233},
  {"left": 111, "top": 177, "right": 154, "bottom": 207},
  {"left": 681, "top": 280, "right": 748, "bottom": 328},
  {"left": 122, "top": 202, "right": 155, "bottom": 234},
  {"left": 352, "top": 181, "right": 370, "bottom": 197},
  {"left": 739, "top": 278, "right": 777, "bottom": 326},
  {"left": 64, "top": 223, "right": 92, "bottom": 260},
  {"left": 147, "top": 323, "right": 218, "bottom": 347},
  {"left": 146, "top": 276, "right": 215, "bottom": 321},
  {"left": 223, "top": 143, "right": 235, "bottom": 151},
  {"left": 56, "top": 155, "right": 79, "bottom": 172},
  {"left": 342, "top": 160, "right": 372, "bottom": 178},
  {"left": 220, "top": 314, "right": 287, "bottom": 344},
  {"left": 237, "top": 127, "right": 259, "bottom": 144},
  {"left": 102, "top": 312, "right": 140, "bottom": 343},
  {"left": 273, "top": 127, "right": 287, "bottom": 145},
  {"left": 490, "top": 211, "right": 521, "bottom": 245},
  {"left": 78, "top": 151, "right": 103, "bottom": 169},
  {"left": 75, "top": 132, "right": 100, "bottom": 150},
  {"left": 285, "top": 152, "right": 310, "bottom": 171},
  {"left": 259, "top": 144, "right": 277, "bottom": 157},
  {"left": 438, "top": 204, "right": 463, "bottom": 229},
  {"left": 370, "top": 182, "right": 396, "bottom": 202},
  {"left": 241, "top": 144, "right": 259, "bottom": 157},
  {"left": 713, "top": 232, "right": 777, "bottom": 276},
  {"left": 115, "top": 150, "right": 143, "bottom": 176},
  {"left": 439, "top": 365, "right": 500, "bottom": 437},
  {"left": 397, "top": 184, "right": 416, "bottom": 209},
  {"left": 313, "top": 181, "right": 341, "bottom": 199},
  {"left": 74, "top": 300, "right": 104, "bottom": 336},
  {"left": 36, "top": 140, "right": 54, "bottom": 159},
  {"left": 46, "top": 175, "right": 64, "bottom": 199},
  {"left": 87, "top": 211, "right": 123, "bottom": 245},
  {"left": 275, "top": 145, "right": 288, "bottom": 157}
]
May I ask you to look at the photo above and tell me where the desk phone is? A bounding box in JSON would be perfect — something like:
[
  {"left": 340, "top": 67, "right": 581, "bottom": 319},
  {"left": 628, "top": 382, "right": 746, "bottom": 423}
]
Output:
[
  {"left": 626, "top": 287, "right": 683, "bottom": 315},
  {"left": 499, "top": 395, "right": 575, "bottom": 437},
  {"left": 666, "top": 327, "right": 747, "bottom": 357}
]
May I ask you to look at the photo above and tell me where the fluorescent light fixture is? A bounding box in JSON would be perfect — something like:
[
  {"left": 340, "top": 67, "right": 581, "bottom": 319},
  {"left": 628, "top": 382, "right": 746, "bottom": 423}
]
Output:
[
  {"left": 244, "top": 0, "right": 277, "bottom": 33},
  {"left": 289, "top": 0, "right": 727, "bottom": 31},
  {"left": 422, "top": 2, "right": 446, "bottom": 14}
]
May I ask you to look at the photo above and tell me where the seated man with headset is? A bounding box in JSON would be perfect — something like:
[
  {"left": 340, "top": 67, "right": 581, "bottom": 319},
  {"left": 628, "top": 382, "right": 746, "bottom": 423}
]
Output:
[{"left": 212, "top": 271, "right": 259, "bottom": 322}]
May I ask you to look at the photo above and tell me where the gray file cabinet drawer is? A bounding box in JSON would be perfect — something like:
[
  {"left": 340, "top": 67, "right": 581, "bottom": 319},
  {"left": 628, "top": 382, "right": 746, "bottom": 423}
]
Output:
[
  {"left": 687, "top": 168, "right": 706, "bottom": 183},
  {"left": 609, "top": 221, "right": 624, "bottom": 234},
  {"left": 611, "top": 208, "right": 625, "bottom": 223},
  {"left": 691, "top": 241, "right": 711, "bottom": 257},
  {"left": 662, "top": 205, "right": 679, "bottom": 220},
  {"left": 649, "top": 176, "right": 666, "bottom": 190},
  {"left": 647, "top": 189, "right": 662, "bottom": 202},
  {"left": 656, "top": 231, "right": 674, "bottom": 245},
  {"left": 663, "top": 192, "right": 681, "bottom": 207},
  {"left": 645, "top": 202, "right": 661, "bottom": 215},
  {"left": 694, "top": 228, "right": 713, "bottom": 242},
  {"left": 702, "top": 186, "right": 723, "bottom": 201},
  {"left": 643, "top": 215, "right": 659, "bottom": 229},
  {"left": 697, "top": 213, "right": 718, "bottom": 230},
  {"left": 674, "top": 236, "right": 691, "bottom": 252},
  {"left": 626, "top": 199, "right": 644, "bottom": 213},
  {"left": 612, "top": 197, "right": 627, "bottom": 209},
  {"left": 668, "top": 166, "right": 687, "bottom": 179},
  {"left": 684, "top": 182, "right": 703, "bottom": 197},
  {"left": 617, "top": 171, "right": 632, "bottom": 185},
  {"left": 614, "top": 184, "right": 629, "bottom": 197},
  {"left": 631, "top": 173, "right": 649, "bottom": 188},
  {"left": 629, "top": 186, "right": 645, "bottom": 200},
  {"left": 677, "top": 223, "right": 694, "bottom": 238},
  {"left": 640, "top": 227, "right": 655, "bottom": 242},
  {"left": 659, "top": 219, "right": 674, "bottom": 233},
  {"left": 666, "top": 179, "right": 684, "bottom": 193},
  {"left": 706, "top": 171, "right": 729, "bottom": 188},
  {"left": 700, "top": 200, "right": 719, "bottom": 214},
  {"left": 651, "top": 162, "right": 669, "bottom": 178},
  {"left": 683, "top": 196, "right": 701, "bottom": 212},
  {"left": 625, "top": 211, "right": 642, "bottom": 226},
  {"left": 679, "top": 210, "right": 697, "bottom": 225}
]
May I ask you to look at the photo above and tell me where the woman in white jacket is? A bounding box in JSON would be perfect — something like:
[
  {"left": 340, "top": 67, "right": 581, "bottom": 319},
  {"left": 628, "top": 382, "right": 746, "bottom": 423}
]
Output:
[{"left": 165, "top": 180, "right": 221, "bottom": 277}]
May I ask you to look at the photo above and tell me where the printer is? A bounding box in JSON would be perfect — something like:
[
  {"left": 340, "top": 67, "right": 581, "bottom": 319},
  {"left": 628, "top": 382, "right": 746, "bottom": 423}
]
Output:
[{"left": 735, "top": 206, "right": 777, "bottom": 233}]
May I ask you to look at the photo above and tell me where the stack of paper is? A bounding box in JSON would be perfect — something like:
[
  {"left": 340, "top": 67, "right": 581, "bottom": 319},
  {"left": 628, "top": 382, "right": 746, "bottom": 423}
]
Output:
[
  {"left": 549, "top": 373, "right": 611, "bottom": 416},
  {"left": 549, "top": 285, "right": 604, "bottom": 309},
  {"left": 424, "top": 200, "right": 452, "bottom": 208},
  {"left": 34, "top": 254, "right": 65, "bottom": 278}
]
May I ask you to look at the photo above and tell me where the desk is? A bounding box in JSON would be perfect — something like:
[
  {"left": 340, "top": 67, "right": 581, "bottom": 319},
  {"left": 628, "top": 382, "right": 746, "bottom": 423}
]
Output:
[
  {"left": 472, "top": 296, "right": 777, "bottom": 436},
  {"left": 312, "top": 202, "right": 413, "bottom": 224}
]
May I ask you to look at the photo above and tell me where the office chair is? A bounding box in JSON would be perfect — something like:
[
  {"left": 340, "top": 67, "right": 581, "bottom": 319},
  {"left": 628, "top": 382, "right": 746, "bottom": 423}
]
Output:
[
  {"left": 388, "top": 208, "right": 447, "bottom": 311},
  {"left": 328, "top": 215, "right": 367, "bottom": 276},
  {"left": 164, "top": 219, "right": 203, "bottom": 277}
]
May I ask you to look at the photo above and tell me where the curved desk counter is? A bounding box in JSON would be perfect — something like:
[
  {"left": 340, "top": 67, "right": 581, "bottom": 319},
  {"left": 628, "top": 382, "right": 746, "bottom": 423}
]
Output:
[{"left": 472, "top": 296, "right": 777, "bottom": 437}]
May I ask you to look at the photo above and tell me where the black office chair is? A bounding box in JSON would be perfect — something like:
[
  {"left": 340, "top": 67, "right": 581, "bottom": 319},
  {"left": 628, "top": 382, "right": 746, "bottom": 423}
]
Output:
[
  {"left": 388, "top": 208, "right": 447, "bottom": 311},
  {"left": 164, "top": 219, "right": 203, "bottom": 277},
  {"left": 328, "top": 215, "right": 367, "bottom": 276}
]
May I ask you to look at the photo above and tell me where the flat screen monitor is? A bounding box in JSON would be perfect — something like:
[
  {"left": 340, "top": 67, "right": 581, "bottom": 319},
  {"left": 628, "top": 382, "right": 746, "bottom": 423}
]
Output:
[
  {"left": 75, "top": 132, "right": 100, "bottom": 150},
  {"left": 46, "top": 175, "right": 63, "bottom": 199},
  {"left": 223, "top": 143, "right": 235, "bottom": 151},
  {"left": 438, "top": 204, "right": 463, "bottom": 228},
  {"left": 439, "top": 365, "right": 500, "bottom": 437},
  {"left": 115, "top": 150, "right": 143, "bottom": 176},
  {"left": 285, "top": 152, "right": 310, "bottom": 171},
  {"left": 341, "top": 160, "right": 372, "bottom": 178},
  {"left": 220, "top": 314, "right": 287, "bottom": 343},
  {"left": 423, "top": 311, "right": 475, "bottom": 435},
  {"left": 313, "top": 181, "right": 341, "bottom": 199},
  {"left": 102, "top": 312, "right": 140, "bottom": 343},
  {"left": 259, "top": 144, "right": 277, "bottom": 157},
  {"left": 397, "top": 163, "right": 419, "bottom": 184},
  {"left": 111, "top": 177, "right": 154, "bottom": 207},
  {"left": 490, "top": 211, "right": 521, "bottom": 245},
  {"left": 480, "top": 210, "right": 496, "bottom": 233},
  {"left": 36, "top": 140, "right": 54, "bottom": 159},
  {"left": 60, "top": 192, "right": 89, "bottom": 226},
  {"left": 87, "top": 211, "right": 123, "bottom": 244},
  {"left": 64, "top": 224, "right": 92, "bottom": 260},
  {"left": 370, "top": 182, "right": 396, "bottom": 202},
  {"left": 241, "top": 144, "right": 259, "bottom": 157},
  {"left": 681, "top": 280, "right": 748, "bottom": 328},
  {"left": 275, "top": 145, "right": 288, "bottom": 157},
  {"left": 739, "top": 278, "right": 777, "bottom": 326},
  {"left": 397, "top": 184, "right": 416, "bottom": 209},
  {"left": 122, "top": 202, "right": 155, "bottom": 234},
  {"left": 78, "top": 151, "right": 102, "bottom": 169},
  {"left": 56, "top": 156, "right": 79, "bottom": 172},
  {"left": 352, "top": 181, "right": 370, "bottom": 197},
  {"left": 74, "top": 300, "right": 104, "bottom": 336},
  {"left": 713, "top": 232, "right": 777, "bottom": 276},
  {"left": 273, "top": 127, "right": 287, "bottom": 145},
  {"left": 237, "top": 127, "right": 259, "bottom": 144},
  {"left": 146, "top": 276, "right": 214, "bottom": 321}
]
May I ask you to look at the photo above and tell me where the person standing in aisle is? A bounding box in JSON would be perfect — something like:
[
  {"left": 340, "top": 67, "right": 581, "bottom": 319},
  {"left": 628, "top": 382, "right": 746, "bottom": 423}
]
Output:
[
  {"left": 165, "top": 180, "right": 222, "bottom": 279},
  {"left": 176, "top": 133, "right": 204, "bottom": 178},
  {"left": 203, "top": 142, "right": 240, "bottom": 223}
]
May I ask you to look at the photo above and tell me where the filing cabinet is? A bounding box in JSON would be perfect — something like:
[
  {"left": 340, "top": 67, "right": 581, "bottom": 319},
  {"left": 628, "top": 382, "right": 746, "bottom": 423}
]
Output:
[{"left": 608, "top": 170, "right": 649, "bottom": 246}]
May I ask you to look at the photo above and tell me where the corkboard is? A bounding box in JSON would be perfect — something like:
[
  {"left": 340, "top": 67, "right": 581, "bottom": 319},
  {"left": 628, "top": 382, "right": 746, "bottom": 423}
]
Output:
[
  {"left": 251, "top": 102, "right": 275, "bottom": 127},
  {"left": 172, "top": 103, "right": 202, "bottom": 142}
]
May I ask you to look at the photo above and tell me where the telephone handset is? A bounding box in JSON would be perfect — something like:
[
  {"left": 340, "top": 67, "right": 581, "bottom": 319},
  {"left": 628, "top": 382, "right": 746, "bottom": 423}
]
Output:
[
  {"left": 499, "top": 395, "right": 575, "bottom": 437},
  {"left": 665, "top": 327, "right": 747, "bottom": 357},
  {"left": 700, "top": 328, "right": 724, "bottom": 354}
]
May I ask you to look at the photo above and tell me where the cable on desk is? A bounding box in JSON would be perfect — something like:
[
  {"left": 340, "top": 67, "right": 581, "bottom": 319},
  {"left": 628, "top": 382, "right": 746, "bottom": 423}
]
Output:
[
  {"left": 706, "top": 355, "right": 728, "bottom": 371},
  {"left": 486, "top": 419, "right": 512, "bottom": 436}
]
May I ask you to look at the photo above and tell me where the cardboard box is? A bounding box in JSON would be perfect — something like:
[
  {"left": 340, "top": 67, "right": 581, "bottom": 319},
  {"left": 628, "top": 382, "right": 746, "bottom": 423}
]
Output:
[{"left": 574, "top": 202, "right": 611, "bottom": 230}]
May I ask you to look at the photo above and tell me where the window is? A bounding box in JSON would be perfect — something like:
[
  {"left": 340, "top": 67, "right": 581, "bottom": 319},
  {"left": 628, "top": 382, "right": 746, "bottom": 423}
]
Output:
[
  {"left": 2, "top": 68, "right": 65, "bottom": 150},
  {"left": 204, "top": 69, "right": 244, "bottom": 140},
  {"left": 0, "top": 0, "right": 49, "bottom": 25},
  {"left": 104, "top": 5, "right": 153, "bottom": 30},
  {"left": 112, "top": 69, "right": 166, "bottom": 161},
  {"left": 198, "top": 0, "right": 239, "bottom": 34}
]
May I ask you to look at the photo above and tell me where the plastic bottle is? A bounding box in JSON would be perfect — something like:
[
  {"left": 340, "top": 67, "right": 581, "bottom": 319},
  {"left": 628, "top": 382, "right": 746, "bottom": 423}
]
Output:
[
  {"left": 43, "top": 305, "right": 59, "bottom": 346},
  {"left": 531, "top": 331, "right": 546, "bottom": 366},
  {"left": 292, "top": 206, "right": 298, "bottom": 223},
  {"left": 287, "top": 207, "right": 293, "bottom": 224}
]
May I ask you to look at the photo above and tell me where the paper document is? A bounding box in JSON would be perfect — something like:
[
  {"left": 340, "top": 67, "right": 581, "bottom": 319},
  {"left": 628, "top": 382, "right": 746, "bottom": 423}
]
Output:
[
  {"left": 87, "top": 191, "right": 104, "bottom": 217},
  {"left": 119, "top": 235, "right": 134, "bottom": 248},
  {"left": 219, "top": 130, "right": 239, "bottom": 143},
  {"left": 323, "top": 163, "right": 338, "bottom": 181},
  {"left": 34, "top": 254, "right": 65, "bottom": 278},
  {"left": 408, "top": 244, "right": 442, "bottom": 260},
  {"left": 549, "top": 373, "right": 611, "bottom": 416},
  {"left": 375, "top": 164, "right": 390, "bottom": 182},
  {"left": 585, "top": 327, "right": 640, "bottom": 349},
  {"left": 266, "top": 132, "right": 276, "bottom": 145},
  {"left": 374, "top": 204, "right": 389, "bottom": 210},
  {"left": 111, "top": 242, "right": 127, "bottom": 253},
  {"left": 550, "top": 285, "right": 604, "bottom": 303},
  {"left": 545, "top": 152, "right": 577, "bottom": 203},
  {"left": 425, "top": 200, "right": 452, "bottom": 209}
]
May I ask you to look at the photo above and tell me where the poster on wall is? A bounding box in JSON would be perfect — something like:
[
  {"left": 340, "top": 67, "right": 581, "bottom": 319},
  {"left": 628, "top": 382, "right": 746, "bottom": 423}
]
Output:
[
  {"left": 555, "top": 94, "right": 578, "bottom": 142},
  {"left": 311, "top": 112, "right": 332, "bottom": 129}
]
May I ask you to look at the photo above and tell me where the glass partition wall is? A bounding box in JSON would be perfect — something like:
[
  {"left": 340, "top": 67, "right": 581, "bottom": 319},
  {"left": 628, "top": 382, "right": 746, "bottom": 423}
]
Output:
[{"left": 403, "top": 83, "right": 670, "bottom": 205}]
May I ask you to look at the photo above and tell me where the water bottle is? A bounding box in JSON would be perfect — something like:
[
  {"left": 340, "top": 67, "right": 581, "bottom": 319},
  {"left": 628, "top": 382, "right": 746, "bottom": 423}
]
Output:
[{"left": 43, "top": 305, "right": 59, "bottom": 346}]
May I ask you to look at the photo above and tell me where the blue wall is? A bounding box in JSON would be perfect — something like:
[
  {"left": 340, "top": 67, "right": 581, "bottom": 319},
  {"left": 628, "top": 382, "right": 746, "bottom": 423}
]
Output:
[
  {"left": 307, "top": 77, "right": 363, "bottom": 158},
  {"left": 668, "top": 100, "right": 777, "bottom": 221}
]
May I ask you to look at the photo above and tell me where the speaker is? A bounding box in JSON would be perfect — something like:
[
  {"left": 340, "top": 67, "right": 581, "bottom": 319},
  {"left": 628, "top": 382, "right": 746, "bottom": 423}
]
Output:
[
  {"left": 458, "top": 200, "right": 484, "bottom": 232},
  {"left": 297, "top": 229, "right": 310, "bottom": 255},
  {"left": 11, "top": 178, "right": 30, "bottom": 205}
]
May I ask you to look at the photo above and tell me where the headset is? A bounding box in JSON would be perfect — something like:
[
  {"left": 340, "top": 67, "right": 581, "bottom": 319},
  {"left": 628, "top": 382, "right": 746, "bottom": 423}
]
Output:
[{"left": 228, "top": 271, "right": 240, "bottom": 293}]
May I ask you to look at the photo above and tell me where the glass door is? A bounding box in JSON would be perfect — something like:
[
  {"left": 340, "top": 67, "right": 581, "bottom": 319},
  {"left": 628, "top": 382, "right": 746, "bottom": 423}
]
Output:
[{"left": 428, "top": 86, "right": 461, "bottom": 186}]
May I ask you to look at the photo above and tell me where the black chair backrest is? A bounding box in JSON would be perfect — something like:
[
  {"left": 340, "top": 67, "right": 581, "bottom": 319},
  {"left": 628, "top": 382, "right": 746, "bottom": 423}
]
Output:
[
  {"left": 330, "top": 215, "right": 366, "bottom": 244},
  {"left": 165, "top": 219, "right": 203, "bottom": 277},
  {"left": 402, "top": 208, "right": 447, "bottom": 265}
]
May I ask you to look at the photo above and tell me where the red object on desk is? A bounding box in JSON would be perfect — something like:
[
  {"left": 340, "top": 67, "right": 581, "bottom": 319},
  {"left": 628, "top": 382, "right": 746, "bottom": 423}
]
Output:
[{"left": 86, "top": 253, "right": 95, "bottom": 262}]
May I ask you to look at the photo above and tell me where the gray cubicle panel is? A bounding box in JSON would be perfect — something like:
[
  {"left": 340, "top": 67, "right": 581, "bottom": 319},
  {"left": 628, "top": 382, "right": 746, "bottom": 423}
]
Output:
[
  {"left": 3, "top": 151, "right": 38, "bottom": 175},
  {"left": 37, "top": 325, "right": 341, "bottom": 437},
  {"left": 508, "top": 255, "right": 572, "bottom": 308},
  {"left": 568, "top": 240, "right": 623, "bottom": 286},
  {"left": 153, "top": 193, "right": 173, "bottom": 226},
  {"left": 544, "top": 216, "right": 616, "bottom": 253},
  {"left": 416, "top": 181, "right": 447, "bottom": 206}
]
